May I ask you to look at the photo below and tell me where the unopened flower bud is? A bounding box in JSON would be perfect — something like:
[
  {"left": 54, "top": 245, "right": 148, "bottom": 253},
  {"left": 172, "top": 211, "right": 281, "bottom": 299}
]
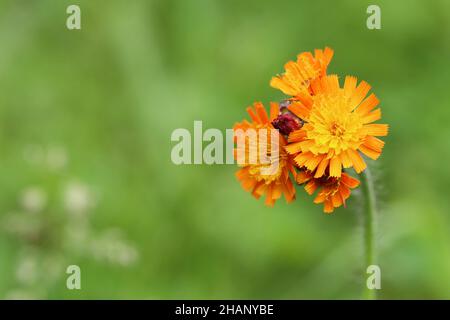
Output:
[{"left": 272, "top": 112, "right": 302, "bottom": 136}]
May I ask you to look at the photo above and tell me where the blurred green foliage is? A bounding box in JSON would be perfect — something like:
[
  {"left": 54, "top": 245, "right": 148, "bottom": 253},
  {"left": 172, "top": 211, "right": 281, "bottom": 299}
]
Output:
[{"left": 0, "top": 0, "right": 449, "bottom": 299}]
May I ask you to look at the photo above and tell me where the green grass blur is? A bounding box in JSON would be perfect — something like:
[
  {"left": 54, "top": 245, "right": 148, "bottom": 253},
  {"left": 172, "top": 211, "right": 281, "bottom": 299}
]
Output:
[{"left": 0, "top": 0, "right": 449, "bottom": 299}]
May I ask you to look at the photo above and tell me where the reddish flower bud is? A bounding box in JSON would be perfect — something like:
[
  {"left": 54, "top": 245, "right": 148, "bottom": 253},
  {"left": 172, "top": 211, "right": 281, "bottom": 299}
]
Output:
[{"left": 272, "top": 112, "right": 302, "bottom": 136}]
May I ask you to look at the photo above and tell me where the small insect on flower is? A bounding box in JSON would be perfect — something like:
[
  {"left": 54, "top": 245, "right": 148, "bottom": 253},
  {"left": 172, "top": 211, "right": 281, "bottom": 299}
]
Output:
[
  {"left": 285, "top": 75, "right": 389, "bottom": 179},
  {"left": 297, "top": 170, "right": 360, "bottom": 213},
  {"left": 234, "top": 102, "right": 297, "bottom": 206},
  {"left": 270, "top": 47, "right": 334, "bottom": 99}
]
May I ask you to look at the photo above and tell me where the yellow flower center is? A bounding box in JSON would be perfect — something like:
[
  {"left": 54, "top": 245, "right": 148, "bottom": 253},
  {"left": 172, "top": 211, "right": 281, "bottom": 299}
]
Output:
[
  {"left": 306, "top": 91, "right": 365, "bottom": 155},
  {"left": 248, "top": 152, "right": 287, "bottom": 184},
  {"left": 329, "top": 121, "right": 345, "bottom": 137},
  {"left": 240, "top": 125, "right": 287, "bottom": 184}
]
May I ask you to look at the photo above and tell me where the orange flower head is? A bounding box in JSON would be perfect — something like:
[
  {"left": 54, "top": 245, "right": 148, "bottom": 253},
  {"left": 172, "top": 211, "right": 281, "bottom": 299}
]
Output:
[
  {"left": 270, "top": 47, "right": 334, "bottom": 98},
  {"left": 234, "top": 102, "right": 297, "bottom": 206},
  {"left": 297, "top": 170, "right": 360, "bottom": 213},
  {"left": 285, "top": 75, "right": 389, "bottom": 178}
]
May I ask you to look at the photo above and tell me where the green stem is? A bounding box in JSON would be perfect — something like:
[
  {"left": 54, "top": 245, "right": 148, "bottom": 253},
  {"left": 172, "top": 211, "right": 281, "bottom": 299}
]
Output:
[{"left": 360, "top": 167, "right": 377, "bottom": 300}]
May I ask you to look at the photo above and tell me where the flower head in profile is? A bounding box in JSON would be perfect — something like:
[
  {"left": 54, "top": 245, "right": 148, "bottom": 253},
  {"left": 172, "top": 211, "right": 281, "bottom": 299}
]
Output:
[
  {"left": 234, "top": 102, "right": 296, "bottom": 206},
  {"left": 285, "top": 75, "right": 389, "bottom": 178},
  {"left": 270, "top": 47, "right": 334, "bottom": 98},
  {"left": 297, "top": 170, "right": 360, "bottom": 213}
]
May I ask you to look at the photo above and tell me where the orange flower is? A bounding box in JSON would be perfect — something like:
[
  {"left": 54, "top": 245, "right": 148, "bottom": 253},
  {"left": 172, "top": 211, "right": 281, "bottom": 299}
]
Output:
[
  {"left": 297, "top": 170, "right": 360, "bottom": 213},
  {"left": 285, "top": 75, "right": 389, "bottom": 178},
  {"left": 270, "top": 47, "right": 334, "bottom": 98},
  {"left": 234, "top": 102, "right": 296, "bottom": 206}
]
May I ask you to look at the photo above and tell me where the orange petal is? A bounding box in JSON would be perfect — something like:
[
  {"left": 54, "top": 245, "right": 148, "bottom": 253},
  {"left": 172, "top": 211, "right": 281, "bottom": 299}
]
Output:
[
  {"left": 356, "top": 93, "right": 379, "bottom": 116},
  {"left": 288, "top": 102, "right": 311, "bottom": 120},
  {"left": 282, "top": 179, "right": 296, "bottom": 203},
  {"left": 344, "top": 76, "right": 357, "bottom": 98},
  {"left": 361, "top": 109, "right": 381, "bottom": 124},
  {"left": 326, "top": 74, "right": 340, "bottom": 93},
  {"left": 270, "top": 77, "right": 297, "bottom": 96},
  {"left": 304, "top": 180, "right": 318, "bottom": 195},
  {"left": 364, "top": 136, "right": 385, "bottom": 152},
  {"left": 264, "top": 184, "right": 274, "bottom": 206},
  {"left": 246, "top": 106, "right": 259, "bottom": 123},
  {"left": 364, "top": 123, "right": 389, "bottom": 136},
  {"left": 241, "top": 178, "right": 257, "bottom": 192},
  {"left": 339, "top": 185, "right": 351, "bottom": 200},
  {"left": 314, "top": 192, "right": 327, "bottom": 204},
  {"left": 288, "top": 129, "right": 307, "bottom": 143},
  {"left": 235, "top": 168, "right": 249, "bottom": 180},
  {"left": 339, "top": 151, "right": 352, "bottom": 168},
  {"left": 252, "top": 182, "right": 266, "bottom": 199},
  {"left": 254, "top": 102, "right": 269, "bottom": 124},
  {"left": 305, "top": 154, "right": 324, "bottom": 172},
  {"left": 350, "top": 81, "right": 371, "bottom": 110},
  {"left": 323, "top": 200, "right": 335, "bottom": 213},
  {"left": 347, "top": 149, "right": 367, "bottom": 173},
  {"left": 331, "top": 192, "right": 343, "bottom": 208},
  {"left": 272, "top": 184, "right": 282, "bottom": 200},
  {"left": 294, "top": 152, "right": 313, "bottom": 167},
  {"left": 322, "top": 47, "right": 334, "bottom": 66},
  {"left": 296, "top": 171, "right": 312, "bottom": 184},
  {"left": 359, "top": 144, "right": 381, "bottom": 160},
  {"left": 285, "top": 142, "right": 303, "bottom": 155},
  {"left": 329, "top": 157, "right": 342, "bottom": 177},
  {"left": 269, "top": 102, "right": 280, "bottom": 121},
  {"left": 315, "top": 47, "right": 334, "bottom": 75},
  {"left": 341, "top": 173, "right": 360, "bottom": 188},
  {"left": 314, "top": 157, "right": 329, "bottom": 178}
]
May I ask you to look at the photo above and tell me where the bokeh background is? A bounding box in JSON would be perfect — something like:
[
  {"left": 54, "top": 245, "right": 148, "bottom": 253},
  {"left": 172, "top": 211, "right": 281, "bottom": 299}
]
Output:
[{"left": 0, "top": 0, "right": 449, "bottom": 299}]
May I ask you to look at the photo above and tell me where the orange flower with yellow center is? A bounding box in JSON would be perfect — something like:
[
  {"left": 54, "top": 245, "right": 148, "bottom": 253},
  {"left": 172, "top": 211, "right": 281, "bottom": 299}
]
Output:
[
  {"left": 285, "top": 75, "right": 389, "bottom": 178},
  {"left": 297, "top": 170, "right": 360, "bottom": 213},
  {"left": 270, "top": 47, "right": 334, "bottom": 98},
  {"left": 234, "top": 102, "right": 296, "bottom": 206}
]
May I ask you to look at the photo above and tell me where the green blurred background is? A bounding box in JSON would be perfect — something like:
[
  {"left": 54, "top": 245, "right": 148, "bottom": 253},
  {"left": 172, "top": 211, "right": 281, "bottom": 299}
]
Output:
[{"left": 0, "top": 0, "right": 449, "bottom": 299}]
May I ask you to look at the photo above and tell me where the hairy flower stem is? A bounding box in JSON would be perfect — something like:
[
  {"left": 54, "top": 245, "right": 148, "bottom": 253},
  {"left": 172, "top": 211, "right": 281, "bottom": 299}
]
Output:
[{"left": 360, "top": 167, "right": 377, "bottom": 300}]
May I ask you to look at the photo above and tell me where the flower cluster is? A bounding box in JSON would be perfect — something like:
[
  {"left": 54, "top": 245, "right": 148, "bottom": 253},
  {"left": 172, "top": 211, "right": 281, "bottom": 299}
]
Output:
[{"left": 234, "top": 47, "right": 388, "bottom": 213}]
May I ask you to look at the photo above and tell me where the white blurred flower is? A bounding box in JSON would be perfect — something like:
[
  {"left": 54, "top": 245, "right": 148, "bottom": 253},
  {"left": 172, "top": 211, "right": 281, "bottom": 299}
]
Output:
[
  {"left": 64, "top": 218, "right": 90, "bottom": 251},
  {"left": 1, "top": 212, "right": 41, "bottom": 241},
  {"left": 16, "top": 255, "right": 37, "bottom": 285},
  {"left": 42, "top": 254, "right": 65, "bottom": 284},
  {"left": 114, "top": 242, "right": 139, "bottom": 266},
  {"left": 5, "top": 289, "right": 41, "bottom": 300},
  {"left": 90, "top": 229, "right": 139, "bottom": 267},
  {"left": 23, "top": 145, "right": 68, "bottom": 171},
  {"left": 64, "top": 182, "right": 95, "bottom": 215},
  {"left": 20, "top": 187, "right": 47, "bottom": 213},
  {"left": 46, "top": 146, "right": 68, "bottom": 171}
]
